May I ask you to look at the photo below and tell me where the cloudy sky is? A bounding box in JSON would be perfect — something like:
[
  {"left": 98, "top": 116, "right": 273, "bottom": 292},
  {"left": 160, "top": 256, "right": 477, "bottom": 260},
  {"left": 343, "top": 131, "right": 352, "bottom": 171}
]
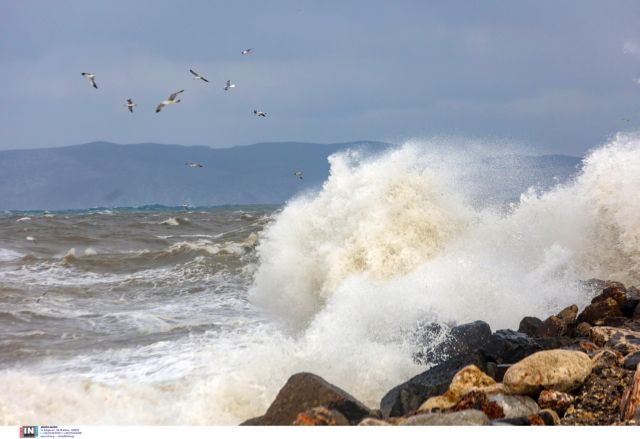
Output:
[{"left": 2, "top": 0, "right": 640, "bottom": 155}]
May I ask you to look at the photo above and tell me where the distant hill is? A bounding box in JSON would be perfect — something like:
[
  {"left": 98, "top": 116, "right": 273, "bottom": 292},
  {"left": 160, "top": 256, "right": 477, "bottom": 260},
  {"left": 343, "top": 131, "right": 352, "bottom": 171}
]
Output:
[{"left": 0, "top": 141, "right": 582, "bottom": 211}]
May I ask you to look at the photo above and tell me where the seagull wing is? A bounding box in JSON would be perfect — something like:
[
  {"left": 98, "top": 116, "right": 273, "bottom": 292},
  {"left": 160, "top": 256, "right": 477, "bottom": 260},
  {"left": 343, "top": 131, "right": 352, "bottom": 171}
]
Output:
[
  {"left": 168, "top": 90, "right": 184, "bottom": 100},
  {"left": 190, "top": 69, "right": 199, "bottom": 77},
  {"left": 156, "top": 103, "right": 165, "bottom": 113},
  {"left": 201, "top": 76, "right": 209, "bottom": 82}
]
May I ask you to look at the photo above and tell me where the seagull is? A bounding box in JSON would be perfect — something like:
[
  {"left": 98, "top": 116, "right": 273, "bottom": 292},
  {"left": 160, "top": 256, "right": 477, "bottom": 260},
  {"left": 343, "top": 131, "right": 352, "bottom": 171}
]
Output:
[
  {"left": 156, "top": 90, "right": 184, "bottom": 113},
  {"left": 253, "top": 110, "right": 267, "bottom": 117},
  {"left": 294, "top": 171, "right": 303, "bottom": 180},
  {"left": 190, "top": 69, "right": 209, "bottom": 82},
  {"left": 622, "top": 118, "right": 631, "bottom": 122},
  {"left": 81, "top": 72, "right": 98, "bottom": 89},
  {"left": 224, "top": 80, "right": 236, "bottom": 91},
  {"left": 185, "top": 162, "right": 204, "bottom": 168},
  {"left": 241, "top": 48, "right": 253, "bottom": 55},
  {"left": 125, "top": 99, "right": 136, "bottom": 113}
]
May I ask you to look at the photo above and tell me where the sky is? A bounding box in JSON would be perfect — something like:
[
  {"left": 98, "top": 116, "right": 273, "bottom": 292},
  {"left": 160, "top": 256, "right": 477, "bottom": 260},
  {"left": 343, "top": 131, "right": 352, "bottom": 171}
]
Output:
[{"left": 2, "top": 0, "right": 640, "bottom": 155}]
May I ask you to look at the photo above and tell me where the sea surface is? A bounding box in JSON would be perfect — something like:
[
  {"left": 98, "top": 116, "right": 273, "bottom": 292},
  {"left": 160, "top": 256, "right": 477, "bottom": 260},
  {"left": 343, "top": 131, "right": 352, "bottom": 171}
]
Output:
[{"left": 1, "top": 135, "right": 639, "bottom": 424}]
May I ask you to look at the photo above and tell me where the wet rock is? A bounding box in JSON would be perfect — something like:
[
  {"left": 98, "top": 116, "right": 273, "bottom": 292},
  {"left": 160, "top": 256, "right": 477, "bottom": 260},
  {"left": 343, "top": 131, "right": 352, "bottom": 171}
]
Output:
[
  {"left": 400, "top": 409, "right": 490, "bottom": 426},
  {"left": 634, "top": 303, "right": 640, "bottom": 320},
  {"left": 537, "top": 390, "right": 573, "bottom": 415},
  {"left": 557, "top": 304, "right": 579, "bottom": 325},
  {"left": 380, "top": 351, "right": 487, "bottom": 418},
  {"left": 562, "top": 362, "right": 634, "bottom": 425},
  {"left": 621, "top": 364, "right": 640, "bottom": 422},
  {"left": 450, "top": 390, "right": 504, "bottom": 419},
  {"left": 413, "top": 320, "right": 491, "bottom": 365},
  {"left": 589, "top": 326, "right": 640, "bottom": 355},
  {"left": 481, "top": 330, "right": 554, "bottom": 364},
  {"left": 536, "top": 316, "right": 567, "bottom": 338},
  {"left": 591, "top": 349, "right": 623, "bottom": 370},
  {"left": 503, "top": 349, "right": 592, "bottom": 395},
  {"left": 418, "top": 365, "right": 495, "bottom": 412},
  {"left": 488, "top": 394, "right": 539, "bottom": 418},
  {"left": 624, "top": 351, "right": 640, "bottom": 370},
  {"left": 575, "top": 322, "right": 592, "bottom": 337},
  {"left": 241, "top": 372, "right": 371, "bottom": 425},
  {"left": 357, "top": 418, "right": 391, "bottom": 426},
  {"left": 518, "top": 317, "right": 543, "bottom": 337},
  {"left": 537, "top": 409, "right": 561, "bottom": 425},
  {"left": 577, "top": 298, "right": 623, "bottom": 326},
  {"left": 592, "top": 286, "right": 627, "bottom": 304},
  {"left": 292, "top": 406, "right": 349, "bottom": 426}
]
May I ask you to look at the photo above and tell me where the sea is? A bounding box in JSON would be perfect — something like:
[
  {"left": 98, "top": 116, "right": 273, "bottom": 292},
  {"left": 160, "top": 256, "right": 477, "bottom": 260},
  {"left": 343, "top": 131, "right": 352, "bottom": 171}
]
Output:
[{"left": 1, "top": 134, "right": 639, "bottom": 424}]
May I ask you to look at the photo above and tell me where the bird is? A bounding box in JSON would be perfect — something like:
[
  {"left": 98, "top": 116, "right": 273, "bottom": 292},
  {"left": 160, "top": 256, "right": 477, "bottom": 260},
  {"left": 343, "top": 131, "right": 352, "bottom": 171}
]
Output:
[
  {"left": 253, "top": 110, "right": 267, "bottom": 117},
  {"left": 294, "top": 171, "right": 303, "bottom": 180},
  {"left": 36, "top": 292, "right": 47, "bottom": 303},
  {"left": 81, "top": 72, "right": 98, "bottom": 89},
  {"left": 241, "top": 48, "right": 253, "bottom": 55},
  {"left": 185, "top": 162, "right": 203, "bottom": 168},
  {"left": 125, "top": 99, "right": 136, "bottom": 113},
  {"left": 622, "top": 118, "right": 631, "bottom": 122},
  {"left": 224, "top": 80, "right": 236, "bottom": 91},
  {"left": 190, "top": 69, "right": 209, "bottom": 82},
  {"left": 156, "top": 90, "right": 184, "bottom": 113}
]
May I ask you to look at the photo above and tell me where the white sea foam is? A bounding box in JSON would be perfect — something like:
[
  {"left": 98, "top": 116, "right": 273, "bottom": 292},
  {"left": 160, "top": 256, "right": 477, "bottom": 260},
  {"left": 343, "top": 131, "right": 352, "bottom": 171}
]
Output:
[{"left": 0, "top": 248, "right": 23, "bottom": 261}]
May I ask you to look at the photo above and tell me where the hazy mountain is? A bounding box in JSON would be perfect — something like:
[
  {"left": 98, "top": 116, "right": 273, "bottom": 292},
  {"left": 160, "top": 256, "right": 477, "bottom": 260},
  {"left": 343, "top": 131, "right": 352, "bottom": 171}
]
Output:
[{"left": 0, "top": 141, "right": 582, "bottom": 211}]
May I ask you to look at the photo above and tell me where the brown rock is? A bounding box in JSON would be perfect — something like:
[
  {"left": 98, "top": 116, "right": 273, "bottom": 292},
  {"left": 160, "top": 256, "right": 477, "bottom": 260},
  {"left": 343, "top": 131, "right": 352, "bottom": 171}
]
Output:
[
  {"left": 621, "top": 364, "right": 640, "bottom": 421},
  {"left": 591, "top": 349, "right": 623, "bottom": 370},
  {"left": 418, "top": 365, "right": 496, "bottom": 412},
  {"left": 503, "top": 350, "right": 592, "bottom": 395},
  {"left": 536, "top": 316, "right": 567, "bottom": 338},
  {"left": 589, "top": 326, "right": 640, "bottom": 355},
  {"left": 634, "top": 303, "right": 640, "bottom": 320},
  {"left": 575, "top": 322, "right": 592, "bottom": 337},
  {"left": 241, "top": 372, "right": 371, "bottom": 425},
  {"left": 593, "top": 286, "right": 627, "bottom": 304},
  {"left": 537, "top": 389, "right": 573, "bottom": 415},
  {"left": 293, "top": 406, "right": 349, "bottom": 426},
  {"left": 358, "top": 418, "right": 391, "bottom": 426},
  {"left": 557, "top": 304, "right": 579, "bottom": 325},
  {"left": 518, "top": 317, "right": 543, "bottom": 337},
  {"left": 579, "top": 340, "right": 600, "bottom": 353},
  {"left": 537, "top": 409, "right": 561, "bottom": 425},
  {"left": 577, "top": 298, "right": 623, "bottom": 326},
  {"left": 451, "top": 390, "right": 505, "bottom": 419}
]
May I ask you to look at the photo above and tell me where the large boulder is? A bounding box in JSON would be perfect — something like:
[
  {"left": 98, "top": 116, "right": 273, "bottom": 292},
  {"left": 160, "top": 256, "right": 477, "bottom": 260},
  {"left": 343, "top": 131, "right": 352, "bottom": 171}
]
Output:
[
  {"left": 400, "top": 409, "right": 491, "bottom": 426},
  {"left": 380, "top": 351, "right": 487, "bottom": 418},
  {"left": 240, "top": 372, "right": 371, "bottom": 425},
  {"left": 577, "top": 298, "right": 623, "bottom": 326},
  {"left": 413, "top": 320, "right": 491, "bottom": 365},
  {"left": 518, "top": 317, "right": 543, "bottom": 337},
  {"left": 480, "top": 329, "right": 570, "bottom": 364},
  {"left": 503, "top": 349, "right": 592, "bottom": 395},
  {"left": 589, "top": 326, "right": 640, "bottom": 355},
  {"left": 418, "top": 365, "right": 496, "bottom": 412}
]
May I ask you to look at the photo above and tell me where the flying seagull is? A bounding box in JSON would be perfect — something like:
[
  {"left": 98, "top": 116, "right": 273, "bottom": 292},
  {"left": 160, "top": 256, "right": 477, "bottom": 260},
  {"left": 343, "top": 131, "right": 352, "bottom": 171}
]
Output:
[
  {"left": 185, "top": 162, "right": 204, "bottom": 168},
  {"left": 241, "top": 48, "right": 253, "bottom": 55},
  {"left": 294, "top": 171, "right": 303, "bottom": 180},
  {"left": 81, "top": 72, "right": 98, "bottom": 89},
  {"left": 156, "top": 90, "right": 184, "bottom": 113},
  {"left": 190, "top": 69, "right": 209, "bottom": 82},
  {"left": 253, "top": 110, "right": 267, "bottom": 117},
  {"left": 125, "top": 99, "right": 136, "bottom": 113},
  {"left": 224, "top": 80, "right": 236, "bottom": 91},
  {"left": 622, "top": 118, "right": 631, "bottom": 122}
]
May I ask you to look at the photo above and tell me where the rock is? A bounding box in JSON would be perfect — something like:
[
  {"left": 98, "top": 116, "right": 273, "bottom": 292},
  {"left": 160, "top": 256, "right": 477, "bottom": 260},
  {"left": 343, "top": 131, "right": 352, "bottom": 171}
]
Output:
[
  {"left": 413, "top": 320, "right": 491, "bottom": 365},
  {"left": 241, "top": 372, "right": 371, "bottom": 425},
  {"left": 518, "top": 317, "right": 543, "bottom": 337},
  {"left": 575, "top": 322, "right": 592, "bottom": 337},
  {"left": 503, "top": 349, "right": 592, "bottom": 395},
  {"left": 418, "top": 365, "right": 495, "bottom": 412},
  {"left": 592, "top": 286, "right": 627, "bottom": 304},
  {"left": 488, "top": 394, "right": 539, "bottom": 418},
  {"left": 357, "top": 418, "right": 391, "bottom": 426},
  {"left": 292, "top": 406, "right": 349, "bottom": 426},
  {"left": 537, "top": 409, "right": 561, "bottom": 425},
  {"left": 450, "top": 390, "right": 504, "bottom": 419},
  {"left": 380, "top": 351, "right": 487, "bottom": 418},
  {"left": 579, "top": 340, "right": 600, "bottom": 353},
  {"left": 561, "top": 361, "right": 634, "bottom": 425},
  {"left": 557, "top": 304, "right": 579, "bottom": 325},
  {"left": 481, "top": 330, "right": 542, "bottom": 364},
  {"left": 624, "top": 351, "right": 640, "bottom": 370},
  {"left": 537, "top": 390, "right": 573, "bottom": 415},
  {"left": 577, "top": 298, "right": 623, "bottom": 326},
  {"left": 400, "top": 409, "right": 491, "bottom": 426},
  {"left": 591, "top": 349, "right": 623, "bottom": 370},
  {"left": 536, "top": 316, "right": 567, "bottom": 338},
  {"left": 634, "top": 303, "right": 640, "bottom": 320},
  {"left": 589, "top": 326, "right": 640, "bottom": 355},
  {"left": 621, "top": 364, "right": 640, "bottom": 422},
  {"left": 491, "top": 413, "right": 551, "bottom": 426}
]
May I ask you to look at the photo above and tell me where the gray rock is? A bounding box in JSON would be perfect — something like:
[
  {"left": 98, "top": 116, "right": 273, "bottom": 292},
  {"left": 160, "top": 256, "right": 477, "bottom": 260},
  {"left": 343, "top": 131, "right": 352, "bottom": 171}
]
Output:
[
  {"left": 413, "top": 320, "right": 491, "bottom": 365},
  {"left": 380, "top": 351, "right": 487, "bottom": 418},
  {"left": 400, "top": 409, "right": 490, "bottom": 426},
  {"left": 488, "top": 394, "right": 539, "bottom": 418},
  {"left": 481, "top": 329, "right": 570, "bottom": 364},
  {"left": 518, "top": 317, "right": 543, "bottom": 337},
  {"left": 624, "top": 351, "right": 640, "bottom": 370}
]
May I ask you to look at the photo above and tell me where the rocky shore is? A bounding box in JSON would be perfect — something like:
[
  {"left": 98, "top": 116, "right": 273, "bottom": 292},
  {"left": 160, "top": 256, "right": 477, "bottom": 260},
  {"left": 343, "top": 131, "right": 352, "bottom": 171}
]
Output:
[{"left": 241, "top": 279, "right": 640, "bottom": 426}]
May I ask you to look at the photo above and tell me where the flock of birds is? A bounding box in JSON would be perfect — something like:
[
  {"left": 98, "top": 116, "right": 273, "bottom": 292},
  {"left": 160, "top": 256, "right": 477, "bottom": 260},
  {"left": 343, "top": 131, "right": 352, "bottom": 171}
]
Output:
[{"left": 80, "top": 48, "right": 303, "bottom": 180}]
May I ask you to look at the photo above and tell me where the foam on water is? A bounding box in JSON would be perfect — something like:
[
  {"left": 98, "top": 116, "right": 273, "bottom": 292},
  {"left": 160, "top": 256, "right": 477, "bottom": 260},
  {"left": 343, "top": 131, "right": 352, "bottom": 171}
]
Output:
[{"left": 2, "top": 134, "right": 640, "bottom": 424}]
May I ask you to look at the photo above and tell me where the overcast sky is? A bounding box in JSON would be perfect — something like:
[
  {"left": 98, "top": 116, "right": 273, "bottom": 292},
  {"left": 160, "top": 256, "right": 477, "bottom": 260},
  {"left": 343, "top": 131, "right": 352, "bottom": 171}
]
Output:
[{"left": 2, "top": 0, "right": 640, "bottom": 155}]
